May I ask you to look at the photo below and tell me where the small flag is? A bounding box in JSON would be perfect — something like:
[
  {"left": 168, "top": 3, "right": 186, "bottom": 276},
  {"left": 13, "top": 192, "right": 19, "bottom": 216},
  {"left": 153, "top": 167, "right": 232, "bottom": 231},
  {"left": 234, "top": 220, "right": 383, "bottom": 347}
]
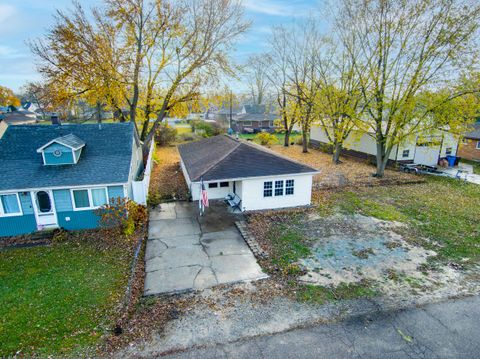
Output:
[{"left": 199, "top": 178, "right": 209, "bottom": 215}]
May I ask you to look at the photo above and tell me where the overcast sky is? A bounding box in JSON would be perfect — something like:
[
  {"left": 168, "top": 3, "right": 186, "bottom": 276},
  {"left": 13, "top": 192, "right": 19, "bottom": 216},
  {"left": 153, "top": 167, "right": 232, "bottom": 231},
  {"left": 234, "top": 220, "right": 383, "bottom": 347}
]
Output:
[{"left": 0, "top": 0, "right": 322, "bottom": 93}]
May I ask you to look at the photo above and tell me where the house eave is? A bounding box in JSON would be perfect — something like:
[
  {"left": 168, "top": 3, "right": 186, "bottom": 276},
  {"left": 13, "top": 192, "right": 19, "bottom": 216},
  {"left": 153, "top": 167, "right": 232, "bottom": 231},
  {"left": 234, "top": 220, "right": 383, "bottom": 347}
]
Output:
[
  {"left": 36, "top": 140, "right": 85, "bottom": 153},
  {"left": 191, "top": 171, "right": 320, "bottom": 184},
  {"left": 0, "top": 181, "right": 128, "bottom": 194}
]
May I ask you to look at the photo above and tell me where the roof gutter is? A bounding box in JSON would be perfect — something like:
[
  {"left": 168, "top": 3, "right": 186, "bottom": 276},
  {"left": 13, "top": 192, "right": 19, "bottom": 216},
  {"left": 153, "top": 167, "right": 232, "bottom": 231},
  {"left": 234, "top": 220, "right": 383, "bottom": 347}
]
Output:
[{"left": 192, "top": 170, "right": 320, "bottom": 184}]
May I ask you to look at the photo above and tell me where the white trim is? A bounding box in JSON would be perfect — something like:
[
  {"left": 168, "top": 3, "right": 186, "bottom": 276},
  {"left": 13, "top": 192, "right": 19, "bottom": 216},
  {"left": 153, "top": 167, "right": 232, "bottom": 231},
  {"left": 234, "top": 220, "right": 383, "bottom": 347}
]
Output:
[
  {"left": 36, "top": 139, "right": 85, "bottom": 152},
  {"left": 31, "top": 190, "right": 59, "bottom": 228},
  {"left": 70, "top": 187, "right": 109, "bottom": 211},
  {"left": 0, "top": 192, "right": 23, "bottom": 217},
  {"left": 476, "top": 141, "right": 480, "bottom": 150},
  {"left": 192, "top": 171, "right": 318, "bottom": 185},
  {"left": 0, "top": 182, "right": 128, "bottom": 195}
]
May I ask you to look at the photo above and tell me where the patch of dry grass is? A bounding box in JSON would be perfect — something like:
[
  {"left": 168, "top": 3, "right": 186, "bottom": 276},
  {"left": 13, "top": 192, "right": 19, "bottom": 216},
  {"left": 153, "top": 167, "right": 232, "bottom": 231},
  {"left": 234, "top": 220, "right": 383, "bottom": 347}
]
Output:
[
  {"left": 269, "top": 144, "right": 422, "bottom": 189},
  {"left": 148, "top": 145, "right": 189, "bottom": 206}
]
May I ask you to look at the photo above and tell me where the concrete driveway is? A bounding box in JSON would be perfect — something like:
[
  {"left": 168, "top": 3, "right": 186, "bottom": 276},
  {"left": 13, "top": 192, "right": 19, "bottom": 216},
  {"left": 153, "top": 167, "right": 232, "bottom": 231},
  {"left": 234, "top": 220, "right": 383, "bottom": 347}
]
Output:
[{"left": 144, "top": 201, "right": 267, "bottom": 295}]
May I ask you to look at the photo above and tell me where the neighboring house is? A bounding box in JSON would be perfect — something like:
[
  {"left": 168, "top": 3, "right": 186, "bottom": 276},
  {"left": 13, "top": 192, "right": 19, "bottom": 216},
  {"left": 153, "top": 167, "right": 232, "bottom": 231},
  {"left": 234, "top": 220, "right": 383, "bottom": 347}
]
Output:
[
  {"left": 458, "top": 123, "right": 480, "bottom": 161},
  {"left": 231, "top": 104, "right": 279, "bottom": 134},
  {"left": 310, "top": 125, "right": 460, "bottom": 167},
  {"left": 0, "top": 122, "right": 147, "bottom": 237},
  {"left": 178, "top": 135, "right": 318, "bottom": 211}
]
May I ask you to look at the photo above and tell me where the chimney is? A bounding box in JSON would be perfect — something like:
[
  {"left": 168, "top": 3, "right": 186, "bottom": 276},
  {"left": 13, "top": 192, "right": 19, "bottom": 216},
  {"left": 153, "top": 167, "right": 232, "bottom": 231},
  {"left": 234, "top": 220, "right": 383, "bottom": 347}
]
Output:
[{"left": 51, "top": 114, "right": 61, "bottom": 125}]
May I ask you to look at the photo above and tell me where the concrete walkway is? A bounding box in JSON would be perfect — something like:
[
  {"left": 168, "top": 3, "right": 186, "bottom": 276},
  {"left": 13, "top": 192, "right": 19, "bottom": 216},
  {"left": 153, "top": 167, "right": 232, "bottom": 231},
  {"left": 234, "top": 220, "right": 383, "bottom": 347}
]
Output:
[
  {"left": 164, "top": 295, "right": 480, "bottom": 358},
  {"left": 144, "top": 202, "right": 267, "bottom": 295}
]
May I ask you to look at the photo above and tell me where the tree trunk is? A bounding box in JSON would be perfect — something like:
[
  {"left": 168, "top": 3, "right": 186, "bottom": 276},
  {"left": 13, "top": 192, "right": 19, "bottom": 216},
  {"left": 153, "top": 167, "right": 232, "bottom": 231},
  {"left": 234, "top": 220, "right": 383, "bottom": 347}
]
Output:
[
  {"left": 140, "top": 119, "right": 149, "bottom": 141},
  {"left": 284, "top": 130, "right": 290, "bottom": 147},
  {"left": 302, "top": 131, "right": 308, "bottom": 153},
  {"left": 96, "top": 102, "right": 102, "bottom": 123},
  {"left": 374, "top": 139, "right": 393, "bottom": 178},
  {"left": 332, "top": 141, "right": 342, "bottom": 164}
]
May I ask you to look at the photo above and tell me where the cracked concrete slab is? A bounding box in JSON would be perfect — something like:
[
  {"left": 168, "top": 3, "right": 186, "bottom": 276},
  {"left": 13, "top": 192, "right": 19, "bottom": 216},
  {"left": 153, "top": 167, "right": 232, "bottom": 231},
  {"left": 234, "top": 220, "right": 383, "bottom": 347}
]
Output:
[
  {"left": 149, "top": 202, "right": 177, "bottom": 220},
  {"left": 193, "top": 267, "right": 218, "bottom": 290},
  {"left": 145, "top": 201, "right": 267, "bottom": 295},
  {"left": 157, "top": 234, "right": 201, "bottom": 248},
  {"left": 210, "top": 253, "right": 268, "bottom": 284},
  {"left": 146, "top": 245, "right": 210, "bottom": 272},
  {"left": 149, "top": 217, "right": 201, "bottom": 239},
  {"left": 201, "top": 231, "right": 252, "bottom": 256},
  {"left": 145, "top": 239, "right": 168, "bottom": 260},
  {"left": 144, "top": 265, "right": 202, "bottom": 295}
]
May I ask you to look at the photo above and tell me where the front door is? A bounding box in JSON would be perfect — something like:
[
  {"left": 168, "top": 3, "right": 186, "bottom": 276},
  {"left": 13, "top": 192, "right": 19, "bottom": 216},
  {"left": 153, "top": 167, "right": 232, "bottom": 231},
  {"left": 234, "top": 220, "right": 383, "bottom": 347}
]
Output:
[{"left": 32, "top": 190, "right": 58, "bottom": 229}]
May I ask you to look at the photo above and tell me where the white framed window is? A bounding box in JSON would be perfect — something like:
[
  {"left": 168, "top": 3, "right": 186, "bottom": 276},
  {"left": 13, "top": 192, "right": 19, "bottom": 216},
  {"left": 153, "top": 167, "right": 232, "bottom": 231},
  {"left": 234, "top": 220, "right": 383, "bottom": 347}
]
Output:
[
  {"left": 220, "top": 181, "right": 229, "bottom": 188},
  {"left": 285, "top": 179, "right": 295, "bottom": 195},
  {"left": 477, "top": 141, "right": 480, "bottom": 149},
  {"left": 263, "top": 181, "right": 273, "bottom": 197},
  {"left": 402, "top": 150, "right": 410, "bottom": 158},
  {"left": 0, "top": 193, "right": 22, "bottom": 217},
  {"left": 71, "top": 187, "right": 108, "bottom": 210},
  {"left": 445, "top": 147, "right": 452, "bottom": 155},
  {"left": 243, "top": 121, "right": 252, "bottom": 126},
  {"left": 208, "top": 182, "right": 218, "bottom": 189},
  {"left": 275, "top": 180, "right": 284, "bottom": 196}
]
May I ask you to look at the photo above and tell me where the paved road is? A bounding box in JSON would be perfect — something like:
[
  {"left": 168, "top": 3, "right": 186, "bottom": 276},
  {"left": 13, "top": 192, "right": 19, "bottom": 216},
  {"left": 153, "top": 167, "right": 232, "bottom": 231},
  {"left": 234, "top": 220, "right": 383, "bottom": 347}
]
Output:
[{"left": 165, "top": 295, "right": 480, "bottom": 359}]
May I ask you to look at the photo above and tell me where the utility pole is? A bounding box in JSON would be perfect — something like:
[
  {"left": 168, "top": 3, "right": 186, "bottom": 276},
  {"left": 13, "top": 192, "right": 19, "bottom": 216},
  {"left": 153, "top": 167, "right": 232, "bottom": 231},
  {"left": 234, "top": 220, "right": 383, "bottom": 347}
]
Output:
[{"left": 229, "top": 91, "right": 233, "bottom": 131}]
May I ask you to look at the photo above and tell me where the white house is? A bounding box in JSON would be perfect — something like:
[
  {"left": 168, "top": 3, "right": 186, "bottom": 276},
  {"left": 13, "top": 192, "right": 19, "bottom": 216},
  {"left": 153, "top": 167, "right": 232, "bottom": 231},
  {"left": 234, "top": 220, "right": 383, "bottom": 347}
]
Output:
[
  {"left": 310, "top": 125, "right": 460, "bottom": 166},
  {"left": 178, "top": 135, "right": 319, "bottom": 211}
]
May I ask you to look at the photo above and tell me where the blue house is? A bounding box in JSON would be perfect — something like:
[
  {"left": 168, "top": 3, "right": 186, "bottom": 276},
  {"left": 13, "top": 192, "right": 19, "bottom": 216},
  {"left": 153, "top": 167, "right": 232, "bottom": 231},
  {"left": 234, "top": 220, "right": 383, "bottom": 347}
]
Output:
[{"left": 0, "top": 122, "right": 145, "bottom": 237}]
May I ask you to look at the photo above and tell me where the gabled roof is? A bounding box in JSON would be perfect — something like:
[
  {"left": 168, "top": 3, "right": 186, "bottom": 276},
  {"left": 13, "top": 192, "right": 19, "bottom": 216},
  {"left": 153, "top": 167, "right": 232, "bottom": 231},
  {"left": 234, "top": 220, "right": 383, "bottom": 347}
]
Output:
[
  {"left": 464, "top": 123, "right": 480, "bottom": 140},
  {"left": 36, "top": 133, "right": 86, "bottom": 152},
  {"left": 0, "top": 122, "right": 136, "bottom": 191},
  {"left": 178, "top": 135, "right": 318, "bottom": 182}
]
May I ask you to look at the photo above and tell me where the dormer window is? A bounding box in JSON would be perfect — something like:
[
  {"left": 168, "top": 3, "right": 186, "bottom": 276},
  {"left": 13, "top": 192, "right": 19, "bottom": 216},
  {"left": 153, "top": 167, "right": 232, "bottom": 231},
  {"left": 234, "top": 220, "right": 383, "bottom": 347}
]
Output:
[{"left": 36, "top": 133, "right": 85, "bottom": 165}]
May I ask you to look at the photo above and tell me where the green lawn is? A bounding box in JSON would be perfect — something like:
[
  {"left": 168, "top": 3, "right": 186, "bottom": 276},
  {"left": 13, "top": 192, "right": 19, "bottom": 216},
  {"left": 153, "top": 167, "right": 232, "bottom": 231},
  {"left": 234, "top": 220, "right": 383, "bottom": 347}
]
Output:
[
  {"left": 254, "top": 175, "right": 480, "bottom": 304},
  {"left": 0, "top": 240, "right": 131, "bottom": 357},
  {"left": 239, "top": 132, "right": 301, "bottom": 144},
  {"left": 318, "top": 176, "right": 480, "bottom": 265}
]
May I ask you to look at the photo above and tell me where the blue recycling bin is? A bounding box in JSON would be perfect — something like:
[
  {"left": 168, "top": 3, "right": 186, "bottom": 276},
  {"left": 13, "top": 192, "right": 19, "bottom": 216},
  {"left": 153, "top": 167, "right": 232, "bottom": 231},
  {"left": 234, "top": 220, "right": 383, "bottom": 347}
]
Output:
[{"left": 446, "top": 155, "right": 456, "bottom": 167}]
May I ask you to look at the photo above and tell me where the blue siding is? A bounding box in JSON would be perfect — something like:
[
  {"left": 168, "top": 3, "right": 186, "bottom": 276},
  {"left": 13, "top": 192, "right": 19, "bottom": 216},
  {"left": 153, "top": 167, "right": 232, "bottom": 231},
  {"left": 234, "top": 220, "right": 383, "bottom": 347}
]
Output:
[
  {"left": 108, "top": 186, "right": 124, "bottom": 203},
  {"left": 53, "top": 189, "right": 73, "bottom": 211},
  {"left": 19, "top": 192, "right": 34, "bottom": 214},
  {"left": 0, "top": 215, "right": 36, "bottom": 236},
  {"left": 0, "top": 192, "right": 36, "bottom": 237},
  {"left": 43, "top": 143, "right": 74, "bottom": 165},
  {"left": 57, "top": 210, "right": 101, "bottom": 230}
]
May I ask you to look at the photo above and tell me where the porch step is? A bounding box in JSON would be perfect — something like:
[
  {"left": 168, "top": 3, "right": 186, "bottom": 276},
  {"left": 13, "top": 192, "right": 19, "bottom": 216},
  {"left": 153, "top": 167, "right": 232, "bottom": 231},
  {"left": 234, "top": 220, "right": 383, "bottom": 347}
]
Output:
[{"left": 235, "top": 221, "right": 268, "bottom": 259}]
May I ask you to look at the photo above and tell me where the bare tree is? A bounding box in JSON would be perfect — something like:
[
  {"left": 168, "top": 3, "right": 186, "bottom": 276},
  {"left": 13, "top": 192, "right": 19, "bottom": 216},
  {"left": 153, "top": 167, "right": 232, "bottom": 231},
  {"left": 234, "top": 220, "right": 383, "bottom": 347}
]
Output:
[
  {"left": 263, "top": 26, "right": 299, "bottom": 147},
  {"left": 245, "top": 54, "right": 269, "bottom": 106}
]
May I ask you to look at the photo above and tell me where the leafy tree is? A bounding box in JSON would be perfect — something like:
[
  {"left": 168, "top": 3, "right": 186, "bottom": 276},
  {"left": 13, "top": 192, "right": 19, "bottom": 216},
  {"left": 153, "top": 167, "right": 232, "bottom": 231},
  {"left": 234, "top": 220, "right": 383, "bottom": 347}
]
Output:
[
  {"left": 336, "top": 0, "right": 480, "bottom": 177},
  {"left": 0, "top": 86, "right": 20, "bottom": 107},
  {"left": 311, "top": 34, "right": 364, "bottom": 164},
  {"left": 31, "top": 0, "right": 248, "bottom": 150}
]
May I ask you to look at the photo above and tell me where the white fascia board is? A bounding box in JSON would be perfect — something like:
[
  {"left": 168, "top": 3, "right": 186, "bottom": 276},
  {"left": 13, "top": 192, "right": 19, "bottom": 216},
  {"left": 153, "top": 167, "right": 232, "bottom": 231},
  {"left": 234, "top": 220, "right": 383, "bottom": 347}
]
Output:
[
  {"left": 36, "top": 139, "right": 85, "bottom": 153},
  {"left": 191, "top": 171, "right": 319, "bottom": 184}
]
